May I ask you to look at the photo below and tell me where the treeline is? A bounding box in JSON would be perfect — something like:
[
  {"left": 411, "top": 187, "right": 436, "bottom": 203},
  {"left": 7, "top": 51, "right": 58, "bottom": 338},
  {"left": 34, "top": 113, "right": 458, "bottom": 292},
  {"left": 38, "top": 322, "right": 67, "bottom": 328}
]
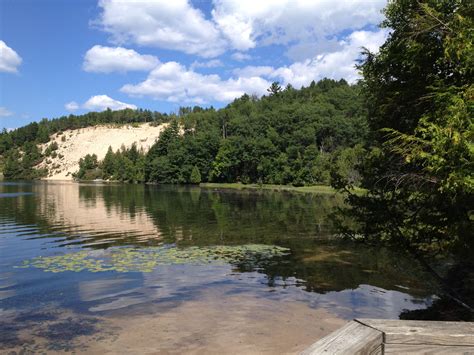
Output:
[
  {"left": 74, "top": 79, "right": 368, "bottom": 185},
  {"left": 0, "top": 107, "right": 174, "bottom": 155},
  {"left": 74, "top": 144, "right": 146, "bottom": 182},
  {"left": 0, "top": 107, "right": 188, "bottom": 179}
]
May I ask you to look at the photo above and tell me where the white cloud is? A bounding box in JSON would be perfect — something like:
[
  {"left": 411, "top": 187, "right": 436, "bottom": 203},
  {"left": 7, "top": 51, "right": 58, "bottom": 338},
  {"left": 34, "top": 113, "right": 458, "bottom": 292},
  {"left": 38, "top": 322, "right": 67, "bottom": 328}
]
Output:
[
  {"left": 65, "top": 101, "right": 80, "bottom": 112},
  {"left": 0, "top": 107, "right": 13, "bottom": 117},
  {"left": 238, "top": 30, "right": 387, "bottom": 86},
  {"left": 120, "top": 29, "right": 386, "bottom": 104},
  {"left": 233, "top": 65, "right": 274, "bottom": 78},
  {"left": 121, "top": 61, "right": 270, "bottom": 104},
  {"left": 190, "top": 59, "right": 223, "bottom": 70},
  {"left": 83, "top": 95, "right": 137, "bottom": 111},
  {"left": 97, "top": 0, "right": 226, "bottom": 58},
  {"left": 65, "top": 95, "right": 137, "bottom": 112},
  {"left": 83, "top": 45, "right": 159, "bottom": 73},
  {"left": 0, "top": 41, "right": 22, "bottom": 73},
  {"left": 212, "top": 0, "right": 386, "bottom": 57},
  {"left": 275, "top": 30, "right": 387, "bottom": 85},
  {"left": 231, "top": 52, "right": 252, "bottom": 61},
  {"left": 94, "top": 0, "right": 386, "bottom": 61}
]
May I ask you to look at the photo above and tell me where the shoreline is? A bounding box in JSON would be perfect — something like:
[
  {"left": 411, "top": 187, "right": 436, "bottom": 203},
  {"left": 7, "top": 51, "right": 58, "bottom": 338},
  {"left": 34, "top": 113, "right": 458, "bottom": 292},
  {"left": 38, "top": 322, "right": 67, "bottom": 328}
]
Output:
[
  {"left": 200, "top": 182, "right": 365, "bottom": 195},
  {"left": 2, "top": 179, "right": 365, "bottom": 195}
]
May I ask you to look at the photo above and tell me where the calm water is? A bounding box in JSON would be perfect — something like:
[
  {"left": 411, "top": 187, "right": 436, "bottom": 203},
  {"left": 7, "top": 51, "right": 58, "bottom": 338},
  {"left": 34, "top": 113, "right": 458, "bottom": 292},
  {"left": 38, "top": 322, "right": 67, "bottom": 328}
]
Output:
[{"left": 0, "top": 181, "right": 439, "bottom": 353}]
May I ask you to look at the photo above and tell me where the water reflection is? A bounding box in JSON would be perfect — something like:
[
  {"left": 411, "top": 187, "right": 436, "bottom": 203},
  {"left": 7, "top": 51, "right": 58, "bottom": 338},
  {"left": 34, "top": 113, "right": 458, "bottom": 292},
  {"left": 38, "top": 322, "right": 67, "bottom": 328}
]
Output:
[{"left": 0, "top": 181, "right": 439, "bottom": 353}]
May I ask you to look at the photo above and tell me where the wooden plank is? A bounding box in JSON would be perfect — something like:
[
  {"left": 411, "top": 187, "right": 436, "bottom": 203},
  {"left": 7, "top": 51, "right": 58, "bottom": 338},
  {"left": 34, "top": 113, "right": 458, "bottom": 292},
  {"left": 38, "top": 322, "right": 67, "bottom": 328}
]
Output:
[
  {"left": 369, "top": 344, "right": 383, "bottom": 355},
  {"left": 357, "top": 319, "right": 474, "bottom": 346},
  {"left": 301, "top": 320, "right": 383, "bottom": 355},
  {"left": 385, "top": 344, "right": 474, "bottom": 354}
]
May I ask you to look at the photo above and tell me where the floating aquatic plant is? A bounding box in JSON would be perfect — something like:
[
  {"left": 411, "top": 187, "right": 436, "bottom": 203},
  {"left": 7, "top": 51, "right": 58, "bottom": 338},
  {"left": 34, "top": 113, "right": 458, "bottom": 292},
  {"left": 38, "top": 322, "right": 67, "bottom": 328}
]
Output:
[{"left": 17, "top": 244, "right": 290, "bottom": 273}]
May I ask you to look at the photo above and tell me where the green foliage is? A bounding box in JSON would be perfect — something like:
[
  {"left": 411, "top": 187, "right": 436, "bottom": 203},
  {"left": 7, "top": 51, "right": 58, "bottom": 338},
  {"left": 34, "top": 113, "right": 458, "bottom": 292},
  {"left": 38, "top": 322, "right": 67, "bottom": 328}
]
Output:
[
  {"left": 4, "top": 79, "right": 368, "bottom": 185},
  {"left": 74, "top": 145, "right": 146, "bottom": 183},
  {"left": 44, "top": 141, "right": 58, "bottom": 156},
  {"left": 331, "top": 144, "right": 366, "bottom": 187},
  {"left": 145, "top": 80, "right": 367, "bottom": 186},
  {"left": 267, "top": 81, "right": 282, "bottom": 96},
  {"left": 190, "top": 166, "right": 202, "bottom": 184},
  {"left": 101, "top": 146, "right": 116, "bottom": 179},
  {"left": 3, "top": 143, "right": 47, "bottom": 180},
  {"left": 337, "top": 0, "right": 473, "bottom": 259},
  {"left": 0, "top": 108, "right": 172, "bottom": 157},
  {"left": 73, "top": 154, "right": 101, "bottom": 180}
]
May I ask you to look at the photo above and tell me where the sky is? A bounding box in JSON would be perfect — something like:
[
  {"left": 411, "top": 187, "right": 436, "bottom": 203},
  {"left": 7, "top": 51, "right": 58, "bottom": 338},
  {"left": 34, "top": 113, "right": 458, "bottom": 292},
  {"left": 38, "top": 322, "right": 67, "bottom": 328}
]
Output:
[{"left": 0, "top": 0, "right": 388, "bottom": 130}]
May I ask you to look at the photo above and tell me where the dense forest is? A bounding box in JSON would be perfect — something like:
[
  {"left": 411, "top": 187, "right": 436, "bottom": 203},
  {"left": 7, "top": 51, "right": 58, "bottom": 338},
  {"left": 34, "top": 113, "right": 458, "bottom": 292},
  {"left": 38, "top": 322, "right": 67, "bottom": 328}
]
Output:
[{"left": 2, "top": 79, "right": 368, "bottom": 186}]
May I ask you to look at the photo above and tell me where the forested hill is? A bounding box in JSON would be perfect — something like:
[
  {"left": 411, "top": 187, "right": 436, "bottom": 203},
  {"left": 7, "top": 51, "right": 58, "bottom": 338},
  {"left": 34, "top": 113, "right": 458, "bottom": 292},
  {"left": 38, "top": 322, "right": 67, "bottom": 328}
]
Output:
[{"left": 1, "top": 79, "right": 368, "bottom": 185}]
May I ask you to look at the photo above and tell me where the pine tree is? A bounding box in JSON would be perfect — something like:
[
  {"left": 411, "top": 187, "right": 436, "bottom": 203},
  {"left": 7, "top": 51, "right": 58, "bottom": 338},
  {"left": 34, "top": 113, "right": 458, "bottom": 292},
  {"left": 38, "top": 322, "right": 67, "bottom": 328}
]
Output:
[{"left": 190, "top": 166, "right": 201, "bottom": 184}]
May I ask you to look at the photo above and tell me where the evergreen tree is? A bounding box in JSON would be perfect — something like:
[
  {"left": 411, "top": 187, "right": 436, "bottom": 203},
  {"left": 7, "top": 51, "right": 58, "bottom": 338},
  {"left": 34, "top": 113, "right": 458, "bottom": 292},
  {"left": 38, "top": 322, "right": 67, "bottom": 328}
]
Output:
[
  {"left": 190, "top": 166, "right": 201, "bottom": 184},
  {"left": 101, "top": 146, "right": 115, "bottom": 179},
  {"left": 267, "top": 81, "right": 282, "bottom": 96},
  {"left": 337, "top": 0, "right": 473, "bottom": 259}
]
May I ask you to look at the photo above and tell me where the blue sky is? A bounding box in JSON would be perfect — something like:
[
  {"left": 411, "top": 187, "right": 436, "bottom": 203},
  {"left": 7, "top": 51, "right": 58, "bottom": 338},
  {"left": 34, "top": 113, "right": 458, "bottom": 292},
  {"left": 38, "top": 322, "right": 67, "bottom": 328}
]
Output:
[{"left": 0, "top": 0, "right": 388, "bottom": 130}]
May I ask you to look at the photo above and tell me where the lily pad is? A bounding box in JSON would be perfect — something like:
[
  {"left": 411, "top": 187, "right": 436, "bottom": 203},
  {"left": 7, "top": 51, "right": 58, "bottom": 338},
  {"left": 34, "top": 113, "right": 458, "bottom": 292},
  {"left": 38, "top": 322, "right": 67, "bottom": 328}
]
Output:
[{"left": 18, "top": 244, "right": 290, "bottom": 273}]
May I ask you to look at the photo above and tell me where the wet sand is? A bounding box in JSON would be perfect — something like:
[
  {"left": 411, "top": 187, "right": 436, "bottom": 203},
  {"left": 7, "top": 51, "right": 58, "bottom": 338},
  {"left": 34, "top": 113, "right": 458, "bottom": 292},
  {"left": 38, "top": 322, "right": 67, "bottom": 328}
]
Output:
[{"left": 2, "top": 289, "right": 346, "bottom": 354}]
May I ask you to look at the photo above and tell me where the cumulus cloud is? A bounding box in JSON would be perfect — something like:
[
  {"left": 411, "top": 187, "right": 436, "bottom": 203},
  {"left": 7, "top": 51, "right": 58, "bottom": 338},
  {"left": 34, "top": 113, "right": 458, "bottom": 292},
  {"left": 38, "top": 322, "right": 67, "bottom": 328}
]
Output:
[
  {"left": 120, "top": 29, "right": 386, "bottom": 104},
  {"left": 190, "top": 59, "right": 223, "bottom": 70},
  {"left": 83, "top": 45, "right": 159, "bottom": 73},
  {"left": 0, "top": 107, "right": 13, "bottom": 117},
  {"left": 65, "top": 101, "right": 80, "bottom": 112},
  {"left": 235, "top": 30, "right": 387, "bottom": 86},
  {"left": 233, "top": 65, "right": 274, "bottom": 78},
  {"left": 270, "top": 29, "right": 388, "bottom": 85},
  {"left": 231, "top": 52, "right": 252, "bottom": 61},
  {"left": 97, "top": 0, "right": 226, "bottom": 57},
  {"left": 212, "top": 0, "right": 386, "bottom": 58},
  {"left": 121, "top": 61, "right": 270, "bottom": 104},
  {"left": 0, "top": 41, "right": 22, "bottom": 73},
  {"left": 65, "top": 95, "right": 137, "bottom": 112},
  {"left": 95, "top": 0, "right": 385, "bottom": 59}
]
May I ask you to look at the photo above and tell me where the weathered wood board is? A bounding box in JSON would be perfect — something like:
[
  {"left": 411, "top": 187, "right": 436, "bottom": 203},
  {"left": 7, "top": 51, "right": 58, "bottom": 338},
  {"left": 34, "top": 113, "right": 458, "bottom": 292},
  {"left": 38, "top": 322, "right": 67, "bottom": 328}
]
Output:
[
  {"left": 384, "top": 344, "right": 474, "bottom": 354},
  {"left": 301, "top": 320, "right": 382, "bottom": 354},
  {"left": 301, "top": 319, "right": 474, "bottom": 354},
  {"left": 357, "top": 319, "right": 474, "bottom": 346}
]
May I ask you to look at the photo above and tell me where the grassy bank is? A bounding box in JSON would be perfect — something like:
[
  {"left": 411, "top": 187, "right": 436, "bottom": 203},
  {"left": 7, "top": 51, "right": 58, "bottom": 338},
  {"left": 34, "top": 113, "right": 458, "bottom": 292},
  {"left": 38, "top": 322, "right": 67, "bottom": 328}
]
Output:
[{"left": 200, "top": 183, "right": 364, "bottom": 195}]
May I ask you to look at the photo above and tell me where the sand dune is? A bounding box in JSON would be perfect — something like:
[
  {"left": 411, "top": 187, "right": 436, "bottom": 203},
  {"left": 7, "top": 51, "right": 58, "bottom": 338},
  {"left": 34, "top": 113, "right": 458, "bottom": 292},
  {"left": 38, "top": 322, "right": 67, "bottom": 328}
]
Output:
[{"left": 38, "top": 123, "right": 168, "bottom": 180}]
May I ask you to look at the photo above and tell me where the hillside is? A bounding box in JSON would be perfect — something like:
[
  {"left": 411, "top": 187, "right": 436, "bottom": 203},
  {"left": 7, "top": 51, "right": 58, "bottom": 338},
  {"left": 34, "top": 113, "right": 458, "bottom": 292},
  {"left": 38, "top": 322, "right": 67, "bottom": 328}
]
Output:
[
  {"left": 39, "top": 123, "right": 167, "bottom": 180},
  {"left": 1, "top": 79, "right": 368, "bottom": 185}
]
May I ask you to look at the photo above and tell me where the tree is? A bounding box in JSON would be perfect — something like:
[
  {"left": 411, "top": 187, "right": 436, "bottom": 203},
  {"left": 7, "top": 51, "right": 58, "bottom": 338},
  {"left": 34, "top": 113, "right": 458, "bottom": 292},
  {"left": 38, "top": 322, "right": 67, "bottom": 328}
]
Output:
[
  {"left": 74, "top": 154, "right": 100, "bottom": 180},
  {"left": 267, "top": 82, "right": 282, "bottom": 96},
  {"left": 3, "top": 150, "right": 22, "bottom": 179},
  {"left": 190, "top": 166, "right": 202, "bottom": 184},
  {"left": 101, "top": 146, "right": 115, "bottom": 179},
  {"left": 36, "top": 122, "right": 50, "bottom": 143},
  {"left": 337, "top": 0, "right": 473, "bottom": 259}
]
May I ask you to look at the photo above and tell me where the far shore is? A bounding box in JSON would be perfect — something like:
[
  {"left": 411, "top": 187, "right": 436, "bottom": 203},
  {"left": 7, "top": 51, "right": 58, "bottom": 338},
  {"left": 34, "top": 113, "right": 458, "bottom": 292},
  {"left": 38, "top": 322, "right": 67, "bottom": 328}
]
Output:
[
  {"left": 199, "top": 182, "right": 365, "bottom": 195},
  {"left": 1, "top": 178, "right": 365, "bottom": 195}
]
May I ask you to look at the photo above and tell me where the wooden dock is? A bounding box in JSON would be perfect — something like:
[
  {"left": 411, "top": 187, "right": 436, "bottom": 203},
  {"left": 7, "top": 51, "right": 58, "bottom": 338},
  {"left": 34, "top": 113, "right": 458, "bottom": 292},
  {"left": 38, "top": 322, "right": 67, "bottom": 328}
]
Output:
[{"left": 301, "top": 319, "right": 474, "bottom": 354}]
